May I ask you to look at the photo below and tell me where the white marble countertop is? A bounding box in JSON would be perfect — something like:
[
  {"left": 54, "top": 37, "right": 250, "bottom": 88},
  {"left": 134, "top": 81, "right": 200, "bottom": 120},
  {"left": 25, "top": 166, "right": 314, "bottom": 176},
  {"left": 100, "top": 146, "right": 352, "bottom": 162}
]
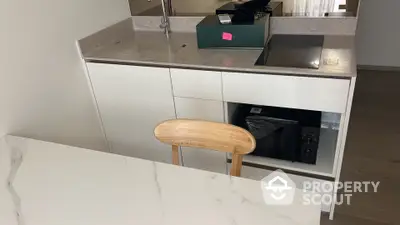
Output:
[
  {"left": 79, "top": 18, "right": 357, "bottom": 78},
  {"left": 0, "top": 135, "right": 321, "bottom": 225}
]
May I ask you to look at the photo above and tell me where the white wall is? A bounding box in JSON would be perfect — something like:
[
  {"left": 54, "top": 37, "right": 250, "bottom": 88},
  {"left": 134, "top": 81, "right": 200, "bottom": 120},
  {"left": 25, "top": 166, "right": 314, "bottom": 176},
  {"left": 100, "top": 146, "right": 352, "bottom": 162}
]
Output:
[
  {"left": 356, "top": 0, "right": 400, "bottom": 67},
  {"left": 0, "top": 0, "right": 130, "bottom": 149}
]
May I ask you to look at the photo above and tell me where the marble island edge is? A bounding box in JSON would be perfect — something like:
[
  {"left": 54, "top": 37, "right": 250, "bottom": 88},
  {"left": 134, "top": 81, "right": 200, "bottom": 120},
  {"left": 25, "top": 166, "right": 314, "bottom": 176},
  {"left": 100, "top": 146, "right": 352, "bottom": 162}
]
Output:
[{"left": 0, "top": 135, "right": 321, "bottom": 225}]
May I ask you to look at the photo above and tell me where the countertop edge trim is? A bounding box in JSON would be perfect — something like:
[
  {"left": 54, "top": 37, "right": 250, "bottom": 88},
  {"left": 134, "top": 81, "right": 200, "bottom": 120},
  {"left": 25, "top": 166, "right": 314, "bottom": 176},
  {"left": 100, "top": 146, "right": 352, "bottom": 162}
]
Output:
[{"left": 84, "top": 58, "right": 355, "bottom": 80}]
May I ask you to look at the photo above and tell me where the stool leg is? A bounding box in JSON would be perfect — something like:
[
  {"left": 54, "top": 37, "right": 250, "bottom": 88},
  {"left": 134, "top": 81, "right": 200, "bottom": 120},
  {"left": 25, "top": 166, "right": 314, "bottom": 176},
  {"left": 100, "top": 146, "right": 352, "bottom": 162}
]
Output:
[
  {"left": 230, "top": 153, "right": 243, "bottom": 177},
  {"left": 172, "top": 145, "right": 180, "bottom": 165}
]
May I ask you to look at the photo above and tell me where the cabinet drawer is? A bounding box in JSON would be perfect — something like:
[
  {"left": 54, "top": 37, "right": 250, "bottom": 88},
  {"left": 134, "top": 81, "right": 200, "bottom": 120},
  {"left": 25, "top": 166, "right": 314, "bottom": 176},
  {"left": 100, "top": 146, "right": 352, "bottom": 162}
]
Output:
[
  {"left": 222, "top": 72, "right": 350, "bottom": 113},
  {"left": 174, "top": 97, "right": 224, "bottom": 123},
  {"left": 171, "top": 68, "right": 222, "bottom": 100}
]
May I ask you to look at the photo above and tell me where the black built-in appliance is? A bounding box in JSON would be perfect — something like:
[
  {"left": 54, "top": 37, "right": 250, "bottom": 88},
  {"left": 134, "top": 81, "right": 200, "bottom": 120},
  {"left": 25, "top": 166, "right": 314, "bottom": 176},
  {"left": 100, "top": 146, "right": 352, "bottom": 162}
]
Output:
[{"left": 232, "top": 104, "right": 321, "bottom": 164}]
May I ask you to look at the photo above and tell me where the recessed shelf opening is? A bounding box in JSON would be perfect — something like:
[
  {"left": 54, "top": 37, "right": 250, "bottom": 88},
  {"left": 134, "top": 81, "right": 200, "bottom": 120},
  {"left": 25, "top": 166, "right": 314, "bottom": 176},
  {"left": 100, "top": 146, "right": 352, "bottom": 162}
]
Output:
[{"left": 225, "top": 102, "right": 340, "bottom": 177}]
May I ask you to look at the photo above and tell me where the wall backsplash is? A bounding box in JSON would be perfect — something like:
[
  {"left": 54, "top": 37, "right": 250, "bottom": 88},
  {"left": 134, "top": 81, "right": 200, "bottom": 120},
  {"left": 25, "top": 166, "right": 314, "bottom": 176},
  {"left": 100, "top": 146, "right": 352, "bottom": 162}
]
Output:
[{"left": 129, "top": 0, "right": 161, "bottom": 15}]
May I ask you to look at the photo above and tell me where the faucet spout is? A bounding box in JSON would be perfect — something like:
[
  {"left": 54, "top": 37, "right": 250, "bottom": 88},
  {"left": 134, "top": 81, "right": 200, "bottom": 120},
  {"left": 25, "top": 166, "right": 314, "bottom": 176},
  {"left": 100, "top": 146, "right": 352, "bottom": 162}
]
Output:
[{"left": 160, "top": 0, "right": 171, "bottom": 39}]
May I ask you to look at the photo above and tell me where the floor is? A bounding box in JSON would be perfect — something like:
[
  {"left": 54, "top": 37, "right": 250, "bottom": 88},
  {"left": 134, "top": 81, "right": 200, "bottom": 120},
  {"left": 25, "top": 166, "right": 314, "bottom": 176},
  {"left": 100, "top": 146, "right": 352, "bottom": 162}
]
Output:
[{"left": 321, "top": 69, "right": 400, "bottom": 225}]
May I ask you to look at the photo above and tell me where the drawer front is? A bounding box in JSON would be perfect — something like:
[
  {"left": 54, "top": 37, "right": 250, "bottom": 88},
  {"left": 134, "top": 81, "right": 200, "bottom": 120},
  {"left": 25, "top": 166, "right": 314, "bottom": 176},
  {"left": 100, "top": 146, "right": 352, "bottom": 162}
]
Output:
[
  {"left": 171, "top": 68, "right": 222, "bottom": 100},
  {"left": 174, "top": 97, "right": 224, "bottom": 123},
  {"left": 237, "top": 165, "right": 333, "bottom": 212},
  {"left": 222, "top": 72, "right": 350, "bottom": 113}
]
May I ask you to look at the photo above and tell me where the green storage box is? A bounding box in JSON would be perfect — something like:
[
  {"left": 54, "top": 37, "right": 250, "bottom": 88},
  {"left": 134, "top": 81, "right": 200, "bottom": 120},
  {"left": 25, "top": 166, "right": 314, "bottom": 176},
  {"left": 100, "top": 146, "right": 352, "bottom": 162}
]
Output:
[{"left": 196, "top": 15, "right": 269, "bottom": 49}]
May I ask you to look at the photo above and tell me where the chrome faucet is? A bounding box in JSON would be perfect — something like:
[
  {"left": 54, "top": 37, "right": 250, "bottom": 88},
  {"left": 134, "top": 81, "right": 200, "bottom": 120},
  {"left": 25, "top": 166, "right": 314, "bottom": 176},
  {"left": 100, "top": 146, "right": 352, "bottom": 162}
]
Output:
[{"left": 160, "top": 0, "right": 172, "bottom": 38}]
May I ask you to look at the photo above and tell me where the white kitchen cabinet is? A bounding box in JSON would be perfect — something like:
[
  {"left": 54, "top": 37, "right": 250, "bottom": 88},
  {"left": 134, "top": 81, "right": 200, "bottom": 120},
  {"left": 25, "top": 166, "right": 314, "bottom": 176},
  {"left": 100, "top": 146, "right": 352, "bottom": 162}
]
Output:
[
  {"left": 87, "top": 63, "right": 176, "bottom": 163},
  {"left": 85, "top": 61, "right": 354, "bottom": 217},
  {"left": 171, "top": 68, "right": 222, "bottom": 101},
  {"left": 174, "top": 97, "right": 227, "bottom": 173},
  {"left": 222, "top": 72, "right": 350, "bottom": 113},
  {"left": 174, "top": 97, "right": 224, "bottom": 122}
]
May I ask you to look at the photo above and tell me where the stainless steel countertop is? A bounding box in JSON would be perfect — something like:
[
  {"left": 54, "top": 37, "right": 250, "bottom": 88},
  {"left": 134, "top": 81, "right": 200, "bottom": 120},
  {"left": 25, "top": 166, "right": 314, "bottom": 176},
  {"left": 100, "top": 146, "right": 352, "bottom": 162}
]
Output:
[{"left": 80, "top": 19, "right": 357, "bottom": 78}]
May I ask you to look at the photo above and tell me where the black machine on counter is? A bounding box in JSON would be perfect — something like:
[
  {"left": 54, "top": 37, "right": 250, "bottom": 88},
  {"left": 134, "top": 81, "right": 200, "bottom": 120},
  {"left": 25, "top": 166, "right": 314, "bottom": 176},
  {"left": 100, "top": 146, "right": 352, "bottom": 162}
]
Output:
[
  {"left": 196, "top": 0, "right": 282, "bottom": 49},
  {"left": 232, "top": 104, "right": 322, "bottom": 165},
  {"left": 216, "top": 1, "right": 283, "bottom": 20},
  {"left": 195, "top": 0, "right": 325, "bottom": 70}
]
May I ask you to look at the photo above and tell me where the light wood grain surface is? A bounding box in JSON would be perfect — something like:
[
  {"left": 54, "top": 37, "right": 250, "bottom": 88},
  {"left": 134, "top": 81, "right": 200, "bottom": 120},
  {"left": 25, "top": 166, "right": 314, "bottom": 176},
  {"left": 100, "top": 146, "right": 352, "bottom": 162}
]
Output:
[{"left": 154, "top": 119, "right": 256, "bottom": 176}]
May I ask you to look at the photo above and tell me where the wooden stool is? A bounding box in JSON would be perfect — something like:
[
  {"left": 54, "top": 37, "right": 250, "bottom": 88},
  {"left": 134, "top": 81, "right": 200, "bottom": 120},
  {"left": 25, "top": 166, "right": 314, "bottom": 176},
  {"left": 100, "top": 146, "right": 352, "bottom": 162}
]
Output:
[{"left": 154, "top": 119, "right": 256, "bottom": 177}]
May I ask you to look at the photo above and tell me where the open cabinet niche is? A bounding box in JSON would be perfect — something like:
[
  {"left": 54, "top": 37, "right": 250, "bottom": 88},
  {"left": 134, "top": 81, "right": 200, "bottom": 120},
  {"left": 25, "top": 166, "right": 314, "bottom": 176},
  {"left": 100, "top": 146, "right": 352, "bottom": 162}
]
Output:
[{"left": 224, "top": 102, "right": 341, "bottom": 178}]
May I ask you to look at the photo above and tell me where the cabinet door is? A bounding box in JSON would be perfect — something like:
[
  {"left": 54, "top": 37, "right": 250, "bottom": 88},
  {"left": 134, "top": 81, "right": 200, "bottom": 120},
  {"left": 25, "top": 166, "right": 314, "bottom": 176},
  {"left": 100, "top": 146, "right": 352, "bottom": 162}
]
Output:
[
  {"left": 174, "top": 97, "right": 227, "bottom": 174},
  {"left": 87, "top": 63, "right": 176, "bottom": 163}
]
